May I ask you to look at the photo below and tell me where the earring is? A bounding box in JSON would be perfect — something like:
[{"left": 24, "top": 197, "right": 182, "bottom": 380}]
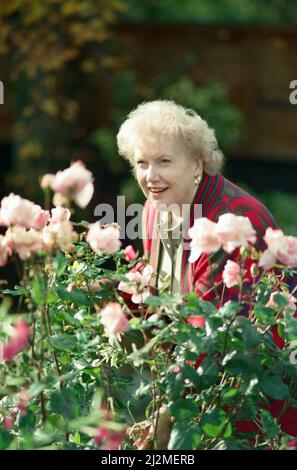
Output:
[{"left": 194, "top": 174, "right": 202, "bottom": 186}]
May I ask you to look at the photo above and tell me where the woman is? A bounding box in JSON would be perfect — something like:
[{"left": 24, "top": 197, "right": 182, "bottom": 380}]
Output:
[
  {"left": 117, "top": 100, "right": 278, "bottom": 300},
  {"left": 116, "top": 100, "right": 297, "bottom": 445}
]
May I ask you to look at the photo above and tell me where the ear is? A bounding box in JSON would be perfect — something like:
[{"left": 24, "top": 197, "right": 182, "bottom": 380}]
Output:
[{"left": 195, "top": 157, "right": 203, "bottom": 175}]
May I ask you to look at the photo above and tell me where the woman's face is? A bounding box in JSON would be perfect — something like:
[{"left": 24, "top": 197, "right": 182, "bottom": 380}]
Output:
[{"left": 134, "top": 135, "right": 202, "bottom": 211}]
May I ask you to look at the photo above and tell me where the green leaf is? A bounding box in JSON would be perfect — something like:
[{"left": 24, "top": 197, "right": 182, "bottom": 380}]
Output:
[
  {"left": 235, "top": 317, "right": 262, "bottom": 348},
  {"left": 28, "top": 382, "right": 47, "bottom": 399},
  {"left": 53, "top": 253, "right": 68, "bottom": 277},
  {"left": 56, "top": 285, "right": 91, "bottom": 306},
  {"left": 46, "top": 289, "right": 59, "bottom": 304},
  {"left": 181, "top": 363, "right": 203, "bottom": 390},
  {"left": 73, "top": 431, "right": 81, "bottom": 445},
  {"left": 242, "top": 325, "right": 262, "bottom": 348},
  {"left": 2, "top": 285, "right": 28, "bottom": 296},
  {"left": 32, "top": 274, "right": 46, "bottom": 305},
  {"left": 78, "top": 220, "right": 89, "bottom": 229},
  {"left": 259, "top": 375, "right": 289, "bottom": 400},
  {"left": 255, "top": 285, "right": 271, "bottom": 304},
  {"left": 48, "top": 334, "right": 78, "bottom": 351},
  {"left": 50, "top": 389, "right": 80, "bottom": 420},
  {"left": 18, "top": 410, "right": 36, "bottom": 432},
  {"left": 221, "top": 388, "right": 238, "bottom": 403},
  {"left": 170, "top": 399, "right": 199, "bottom": 422},
  {"left": 260, "top": 409, "right": 281, "bottom": 439},
  {"left": 134, "top": 382, "right": 151, "bottom": 400},
  {"left": 201, "top": 409, "right": 232, "bottom": 438},
  {"left": 285, "top": 317, "right": 297, "bottom": 340},
  {"left": 184, "top": 293, "right": 217, "bottom": 317},
  {"left": 166, "top": 372, "right": 185, "bottom": 401},
  {"left": 143, "top": 294, "right": 174, "bottom": 308},
  {"left": 196, "top": 357, "right": 219, "bottom": 389},
  {"left": 272, "top": 293, "right": 289, "bottom": 309},
  {"left": 277, "top": 322, "right": 285, "bottom": 339},
  {"left": 168, "top": 423, "right": 201, "bottom": 450},
  {"left": 253, "top": 304, "right": 274, "bottom": 325},
  {"left": 244, "top": 377, "right": 259, "bottom": 395},
  {"left": 219, "top": 301, "right": 242, "bottom": 319},
  {"left": 0, "top": 428, "right": 13, "bottom": 449},
  {"left": 0, "top": 297, "right": 12, "bottom": 320},
  {"left": 222, "top": 351, "right": 261, "bottom": 378}
]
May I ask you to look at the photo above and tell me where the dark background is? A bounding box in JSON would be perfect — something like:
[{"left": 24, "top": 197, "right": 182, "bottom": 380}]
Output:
[{"left": 1, "top": 0, "right": 297, "bottom": 246}]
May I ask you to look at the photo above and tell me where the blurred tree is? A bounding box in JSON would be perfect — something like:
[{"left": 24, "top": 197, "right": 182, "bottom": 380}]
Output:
[
  {"left": 0, "top": 0, "right": 127, "bottom": 201},
  {"left": 119, "top": 0, "right": 297, "bottom": 24},
  {"left": 1, "top": 0, "right": 293, "bottom": 228}
]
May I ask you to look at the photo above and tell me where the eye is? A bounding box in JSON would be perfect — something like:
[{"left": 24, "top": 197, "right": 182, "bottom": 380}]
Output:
[{"left": 161, "top": 159, "right": 171, "bottom": 164}]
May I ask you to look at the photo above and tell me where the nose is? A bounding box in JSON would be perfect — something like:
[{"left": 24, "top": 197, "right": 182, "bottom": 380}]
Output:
[{"left": 146, "top": 164, "right": 160, "bottom": 182}]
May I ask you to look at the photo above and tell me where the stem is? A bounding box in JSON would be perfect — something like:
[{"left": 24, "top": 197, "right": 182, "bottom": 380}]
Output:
[
  {"left": 40, "top": 392, "right": 47, "bottom": 424},
  {"left": 31, "top": 316, "right": 37, "bottom": 360},
  {"left": 37, "top": 328, "right": 47, "bottom": 424},
  {"left": 201, "top": 280, "right": 224, "bottom": 299},
  {"left": 219, "top": 283, "right": 226, "bottom": 307},
  {"left": 44, "top": 304, "right": 62, "bottom": 381},
  {"left": 151, "top": 389, "right": 163, "bottom": 449},
  {"left": 222, "top": 307, "right": 241, "bottom": 358},
  {"left": 103, "top": 367, "right": 111, "bottom": 408}
]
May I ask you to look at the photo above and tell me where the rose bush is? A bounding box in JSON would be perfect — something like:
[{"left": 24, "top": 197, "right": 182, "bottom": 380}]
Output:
[{"left": 0, "top": 162, "right": 296, "bottom": 451}]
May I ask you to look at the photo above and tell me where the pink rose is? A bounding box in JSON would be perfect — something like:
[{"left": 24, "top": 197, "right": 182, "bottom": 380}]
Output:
[
  {"left": 266, "top": 291, "right": 297, "bottom": 312},
  {"left": 33, "top": 210, "right": 50, "bottom": 230},
  {"left": 86, "top": 222, "right": 122, "bottom": 255},
  {"left": 42, "top": 220, "right": 78, "bottom": 252},
  {"left": 187, "top": 315, "right": 205, "bottom": 328},
  {"left": 264, "top": 227, "right": 287, "bottom": 256},
  {"left": 90, "top": 278, "right": 112, "bottom": 295},
  {"left": 3, "top": 321, "right": 31, "bottom": 361},
  {"left": 3, "top": 414, "right": 15, "bottom": 430},
  {"left": 99, "top": 303, "right": 129, "bottom": 336},
  {"left": 288, "top": 294, "right": 297, "bottom": 312},
  {"left": 258, "top": 249, "right": 276, "bottom": 270},
  {"left": 40, "top": 173, "right": 55, "bottom": 189},
  {"left": 222, "top": 260, "right": 242, "bottom": 288},
  {"left": 49, "top": 206, "right": 71, "bottom": 224},
  {"left": 94, "top": 423, "right": 126, "bottom": 450},
  {"left": 6, "top": 226, "right": 43, "bottom": 260},
  {"left": 259, "top": 228, "right": 287, "bottom": 269},
  {"left": 216, "top": 213, "right": 256, "bottom": 253},
  {"left": 101, "top": 429, "right": 126, "bottom": 451},
  {"left": 266, "top": 292, "right": 280, "bottom": 309},
  {"left": 259, "top": 229, "right": 297, "bottom": 269},
  {"left": 0, "top": 193, "right": 49, "bottom": 230},
  {"left": 118, "top": 265, "right": 153, "bottom": 304},
  {"left": 124, "top": 245, "right": 137, "bottom": 262},
  {"left": 94, "top": 427, "right": 110, "bottom": 445},
  {"left": 94, "top": 405, "right": 126, "bottom": 449},
  {"left": 49, "top": 161, "right": 94, "bottom": 208},
  {"left": 278, "top": 236, "right": 297, "bottom": 268},
  {"left": 0, "top": 234, "right": 12, "bottom": 267},
  {"left": 52, "top": 193, "right": 69, "bottom": 207},
  {"left": 188, "top": 218, "right": 221, "bottom": 263},
  {"left": 263, "top": 228, "right": 287, "bottom": 256}
]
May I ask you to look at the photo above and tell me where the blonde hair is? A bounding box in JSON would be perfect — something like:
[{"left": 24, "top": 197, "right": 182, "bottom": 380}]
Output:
[{"left": 116, "top": 100, "right": 224, "bottom": 175}]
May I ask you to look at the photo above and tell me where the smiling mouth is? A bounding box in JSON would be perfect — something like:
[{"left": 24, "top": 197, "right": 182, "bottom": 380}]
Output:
[{"left": 149, "top": 187, "right": 169, "bottom": 194}]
